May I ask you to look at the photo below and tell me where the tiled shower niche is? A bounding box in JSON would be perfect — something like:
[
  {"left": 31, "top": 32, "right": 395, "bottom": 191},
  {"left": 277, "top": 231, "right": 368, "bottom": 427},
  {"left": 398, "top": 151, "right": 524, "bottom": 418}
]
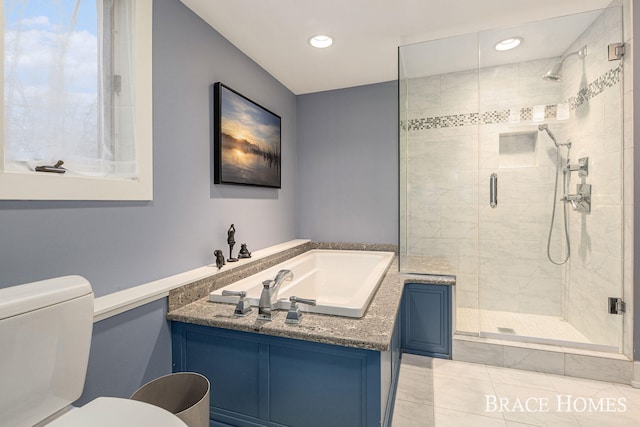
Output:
[{"left": 498, "top": 131, "right": 537, "bottom": 168}]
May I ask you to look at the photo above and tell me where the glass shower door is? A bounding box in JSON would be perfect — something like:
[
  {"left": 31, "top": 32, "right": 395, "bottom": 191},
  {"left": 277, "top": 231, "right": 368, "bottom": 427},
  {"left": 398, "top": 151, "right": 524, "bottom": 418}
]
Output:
[
  {"left": 399, "top": 33, "right": 480, "bottom": 335},
  {"left": 476, "top": 8, "right": 625, "bottom": 351}
]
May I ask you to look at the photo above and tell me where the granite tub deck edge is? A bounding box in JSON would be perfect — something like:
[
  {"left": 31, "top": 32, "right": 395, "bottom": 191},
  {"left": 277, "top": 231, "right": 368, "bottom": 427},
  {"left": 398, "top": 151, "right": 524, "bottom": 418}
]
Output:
[
  {"left": 168, "top": 258, "right": 402, "bottom": 352},
  {"left": 167, "top": 246, "right": 455, "bottom": 352}
]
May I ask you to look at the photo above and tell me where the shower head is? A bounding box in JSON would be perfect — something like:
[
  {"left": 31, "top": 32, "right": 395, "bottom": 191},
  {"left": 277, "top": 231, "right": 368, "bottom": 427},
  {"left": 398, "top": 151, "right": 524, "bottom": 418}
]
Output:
[
  {"left": 538, "top": 123, "right": 559, "bottom": 147},
  {"left": 542, "top": 62, "right": 563, "bottom": 82},
  {"left": 542, "top": 45, "right": 588, "bottom": 82}
]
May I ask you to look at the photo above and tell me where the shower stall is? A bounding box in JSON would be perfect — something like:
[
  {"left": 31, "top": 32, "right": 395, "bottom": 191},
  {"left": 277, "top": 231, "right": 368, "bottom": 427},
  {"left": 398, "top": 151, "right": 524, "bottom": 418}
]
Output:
[{"left": 399, "top": 6, "right": 629, "bottom": 354}]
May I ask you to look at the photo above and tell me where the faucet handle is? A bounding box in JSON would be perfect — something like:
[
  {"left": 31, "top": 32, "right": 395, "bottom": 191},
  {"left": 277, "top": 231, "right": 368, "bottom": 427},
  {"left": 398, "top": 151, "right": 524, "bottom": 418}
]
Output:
[
  {"left": 262, "top": 280, "right": 274, "bottom": 289},
  {"left": 290, "top": 296, "right": 316, "bottom": 307},
  {"left": 285, "top": 296, "right": 317, "bottom": 324},
  {"left": 221, "top": 290, "right": 252, "bottom": 317}
]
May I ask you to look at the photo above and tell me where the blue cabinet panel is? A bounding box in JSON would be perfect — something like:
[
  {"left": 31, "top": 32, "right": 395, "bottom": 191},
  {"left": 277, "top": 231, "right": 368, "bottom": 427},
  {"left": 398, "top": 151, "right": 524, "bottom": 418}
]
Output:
[
  {"left": 269, "top": 345, "right": 365, "bottom": 426},
  {"left": 401, "top": 283, "right": 452, "bottom": 359},
  {"left": 172, "top": 320, "right": 400, "bottom": 427},
  {"left": 183, "top": 329, "right": 262, "bottom": 417}
]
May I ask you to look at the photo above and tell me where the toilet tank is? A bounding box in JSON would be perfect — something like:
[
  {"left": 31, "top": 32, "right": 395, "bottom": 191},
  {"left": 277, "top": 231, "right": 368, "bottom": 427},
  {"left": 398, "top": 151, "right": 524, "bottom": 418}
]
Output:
[{"left": 0, "top": 276, "right": 94, "bottom": 427}]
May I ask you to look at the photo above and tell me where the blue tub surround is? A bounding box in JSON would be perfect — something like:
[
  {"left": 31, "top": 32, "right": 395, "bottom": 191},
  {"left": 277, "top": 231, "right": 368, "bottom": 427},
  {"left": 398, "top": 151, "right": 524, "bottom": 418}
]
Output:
[
  {"left": 167, "top": 245, "right": 454, "bottom": 426},
  {"left": 172, "top": 319, "right": 401, "bottom": 427}
]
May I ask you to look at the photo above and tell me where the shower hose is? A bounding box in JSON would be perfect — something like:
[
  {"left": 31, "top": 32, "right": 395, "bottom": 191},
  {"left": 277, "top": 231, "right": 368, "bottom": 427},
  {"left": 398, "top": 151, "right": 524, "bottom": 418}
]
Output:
[{"left": 547, "top": 148, "right": 571, "bottom": 265}]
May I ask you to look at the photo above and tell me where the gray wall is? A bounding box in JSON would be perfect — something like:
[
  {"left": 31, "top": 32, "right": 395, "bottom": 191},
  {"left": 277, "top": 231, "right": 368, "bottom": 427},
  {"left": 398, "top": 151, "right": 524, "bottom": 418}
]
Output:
[
  {"left": 296, "top": 82, "right": 398, "bottom": 244},
  {"left": 0, "top": 0, "right": 298, "bottom": 402},
  {"left": 78, "top": 299, "right": 171, "bottom": 405},
  {"left": 0, "top": 0, "right": 297, "bottom": 297}
]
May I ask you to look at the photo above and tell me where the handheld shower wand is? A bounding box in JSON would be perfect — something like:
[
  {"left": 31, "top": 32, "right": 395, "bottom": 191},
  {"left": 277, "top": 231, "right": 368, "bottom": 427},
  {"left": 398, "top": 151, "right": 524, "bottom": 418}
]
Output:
[
  {"left": 538, "top": 123, "right": 571, "bottom": 265},
  {"left": 537, "top": 123, "right": 557, "bottom": 146},
  {"left": 538, "top": 123, "right": 571, "bottom": 149}
]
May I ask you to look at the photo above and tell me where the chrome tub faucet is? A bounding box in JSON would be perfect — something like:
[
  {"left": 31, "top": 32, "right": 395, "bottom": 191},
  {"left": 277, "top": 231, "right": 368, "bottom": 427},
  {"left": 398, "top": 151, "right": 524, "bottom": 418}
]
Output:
[{"left": 258, "top": 269, "right": 293, "bottom": 321}]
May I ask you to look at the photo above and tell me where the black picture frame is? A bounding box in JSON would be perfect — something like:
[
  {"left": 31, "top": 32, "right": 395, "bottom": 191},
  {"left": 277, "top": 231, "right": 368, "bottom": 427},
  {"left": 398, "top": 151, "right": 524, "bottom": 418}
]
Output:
[{"left": 214, "top": 82, "right": 282, "bottom": 188}]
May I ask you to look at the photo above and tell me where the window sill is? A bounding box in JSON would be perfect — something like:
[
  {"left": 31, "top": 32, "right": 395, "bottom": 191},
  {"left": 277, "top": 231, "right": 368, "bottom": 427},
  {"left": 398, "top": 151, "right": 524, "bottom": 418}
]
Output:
[{"left": 0, "top": 169, "right": 152, "bottom": 200}]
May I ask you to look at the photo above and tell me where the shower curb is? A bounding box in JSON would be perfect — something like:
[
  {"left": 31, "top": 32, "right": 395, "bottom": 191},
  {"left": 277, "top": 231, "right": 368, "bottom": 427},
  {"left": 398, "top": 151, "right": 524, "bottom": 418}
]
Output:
[{"left": 452, "top": 334, "right": 633, "bottom": 386}]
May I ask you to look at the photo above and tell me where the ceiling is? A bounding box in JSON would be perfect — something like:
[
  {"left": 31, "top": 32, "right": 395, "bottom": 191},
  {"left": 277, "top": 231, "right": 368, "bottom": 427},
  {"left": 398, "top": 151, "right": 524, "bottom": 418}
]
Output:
[
  {"left": 180, "top": 0, "right": 615, "bottom": 95},
  {"left": 400, "top": 9, "right": 603, "bottom": 79}
]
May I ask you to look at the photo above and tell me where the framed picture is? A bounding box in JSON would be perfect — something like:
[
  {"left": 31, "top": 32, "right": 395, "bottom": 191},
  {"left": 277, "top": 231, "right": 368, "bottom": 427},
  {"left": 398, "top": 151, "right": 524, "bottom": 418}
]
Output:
[{"left": 214, "top": 82, "right": 282, "bottom": 188}]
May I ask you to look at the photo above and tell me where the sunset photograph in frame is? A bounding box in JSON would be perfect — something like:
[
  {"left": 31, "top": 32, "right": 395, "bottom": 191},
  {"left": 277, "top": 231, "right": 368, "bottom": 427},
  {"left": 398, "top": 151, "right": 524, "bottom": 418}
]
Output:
[{"left": 214, "top": 83, "right": 281, "bottom": 188}]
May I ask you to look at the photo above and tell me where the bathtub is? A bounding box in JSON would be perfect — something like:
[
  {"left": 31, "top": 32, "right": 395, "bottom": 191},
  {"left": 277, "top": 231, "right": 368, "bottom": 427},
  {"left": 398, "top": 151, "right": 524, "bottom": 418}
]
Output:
[{"left": 209, "top": 249, "right": 395, "bottom": 318}]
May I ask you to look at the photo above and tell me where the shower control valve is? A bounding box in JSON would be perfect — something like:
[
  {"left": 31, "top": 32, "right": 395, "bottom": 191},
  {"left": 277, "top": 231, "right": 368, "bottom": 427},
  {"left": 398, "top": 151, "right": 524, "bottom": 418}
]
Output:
[
  {"left": 566, "top": 157, "right": 589, "bottom": 178},
  {"left": 563, "top": 184, "right": 591, "bottom": 214}
]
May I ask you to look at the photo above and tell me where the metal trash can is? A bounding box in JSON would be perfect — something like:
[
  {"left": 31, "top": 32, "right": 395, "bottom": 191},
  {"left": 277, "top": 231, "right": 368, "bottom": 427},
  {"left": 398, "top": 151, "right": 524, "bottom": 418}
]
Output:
[{"left": 130, "top": 372, "right": 210, "bottom": 427}]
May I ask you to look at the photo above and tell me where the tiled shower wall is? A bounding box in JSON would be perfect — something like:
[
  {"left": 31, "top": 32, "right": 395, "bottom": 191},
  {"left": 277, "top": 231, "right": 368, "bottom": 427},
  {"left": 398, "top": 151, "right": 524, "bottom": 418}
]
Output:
[
  {"left": 402, "top": 5, "right": 627, "bottom": 349},
  {"left": 562, "top": 7, "right": 625, "bottom": 348}
]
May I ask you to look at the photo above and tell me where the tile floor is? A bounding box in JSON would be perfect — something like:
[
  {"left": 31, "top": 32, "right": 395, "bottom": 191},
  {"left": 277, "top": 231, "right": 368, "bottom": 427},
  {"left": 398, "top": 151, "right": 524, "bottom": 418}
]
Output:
[{"left": 392, "top": 354, "right": 640, "bottom": 426}]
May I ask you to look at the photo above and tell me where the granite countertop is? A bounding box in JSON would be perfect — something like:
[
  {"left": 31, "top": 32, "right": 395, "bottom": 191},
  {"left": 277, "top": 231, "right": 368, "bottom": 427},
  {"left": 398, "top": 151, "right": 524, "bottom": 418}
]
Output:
[
  {"left": 167, "top": 245, "right": 455, "bottom": 352},
  {"left": 400, "top": 255, "right": 455, "bottom": 276}
]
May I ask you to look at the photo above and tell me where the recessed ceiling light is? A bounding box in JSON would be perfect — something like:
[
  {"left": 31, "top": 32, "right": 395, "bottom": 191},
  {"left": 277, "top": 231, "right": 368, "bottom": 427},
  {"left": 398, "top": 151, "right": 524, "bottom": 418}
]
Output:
[
  {"left": 495, "top": 37, "right": 522, "bottom": 51},
  {"left": 309, "top": 34, "right": 333, "bottom": 49}
]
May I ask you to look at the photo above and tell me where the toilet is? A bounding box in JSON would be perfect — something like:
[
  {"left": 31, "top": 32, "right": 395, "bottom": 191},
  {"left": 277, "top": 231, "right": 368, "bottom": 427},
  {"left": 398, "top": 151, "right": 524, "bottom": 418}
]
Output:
[{"left": 0, "top": 276, "right": 187, "bottom": 427}]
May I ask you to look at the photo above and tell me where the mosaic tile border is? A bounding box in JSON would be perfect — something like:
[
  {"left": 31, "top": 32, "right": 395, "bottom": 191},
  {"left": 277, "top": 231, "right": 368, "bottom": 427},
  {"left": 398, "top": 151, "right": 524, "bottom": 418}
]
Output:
[
  {"left": 568, "top": 64, "right": 622, "bottom": 109},
  {"left": 404, "top": 64, "right": 622, "bottom": 132}
]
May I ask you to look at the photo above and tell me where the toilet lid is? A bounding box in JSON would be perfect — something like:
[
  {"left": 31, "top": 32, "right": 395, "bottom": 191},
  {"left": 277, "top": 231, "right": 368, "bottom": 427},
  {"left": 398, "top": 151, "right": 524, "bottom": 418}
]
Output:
[{"left": 47, "top": 397, "right": 187, "bottom": 427}]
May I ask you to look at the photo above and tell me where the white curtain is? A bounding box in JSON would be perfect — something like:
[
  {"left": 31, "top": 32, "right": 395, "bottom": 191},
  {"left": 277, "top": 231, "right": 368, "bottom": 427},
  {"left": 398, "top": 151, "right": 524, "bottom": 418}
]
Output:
[{"left": 4, "top": 0, "right": 136, "bottom": 178}]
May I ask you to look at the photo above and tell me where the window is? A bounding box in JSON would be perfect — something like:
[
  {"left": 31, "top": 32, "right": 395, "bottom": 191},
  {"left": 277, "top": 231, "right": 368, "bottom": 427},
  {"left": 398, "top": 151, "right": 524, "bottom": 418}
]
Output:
[{"left": 0, "top": 0, "right": 152, "bottom": 200}]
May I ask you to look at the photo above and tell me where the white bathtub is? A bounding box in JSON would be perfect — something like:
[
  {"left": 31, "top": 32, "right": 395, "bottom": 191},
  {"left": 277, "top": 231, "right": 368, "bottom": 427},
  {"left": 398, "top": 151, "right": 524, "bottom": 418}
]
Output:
[{"left": 209, "top": 249, "right": 395, "bottom": 318}]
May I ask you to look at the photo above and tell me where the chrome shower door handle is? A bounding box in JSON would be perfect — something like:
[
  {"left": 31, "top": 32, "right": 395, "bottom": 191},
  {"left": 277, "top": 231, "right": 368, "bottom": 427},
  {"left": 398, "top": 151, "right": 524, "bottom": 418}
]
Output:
[{"left": 490, "top": 173, "right": 498, "bottom": 208}]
